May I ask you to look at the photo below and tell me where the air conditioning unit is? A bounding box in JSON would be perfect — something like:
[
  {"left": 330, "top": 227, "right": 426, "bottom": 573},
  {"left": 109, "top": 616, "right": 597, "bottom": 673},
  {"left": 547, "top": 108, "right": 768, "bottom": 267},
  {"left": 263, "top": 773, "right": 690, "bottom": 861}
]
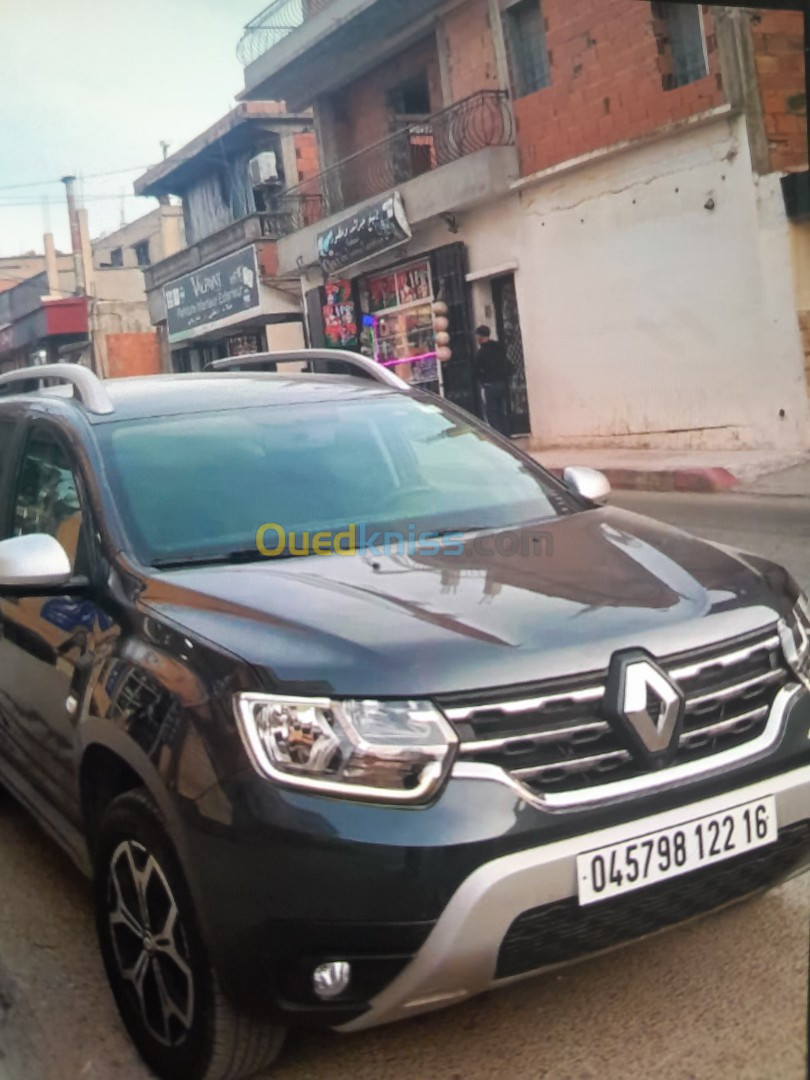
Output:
[{"left": 249, "top": 152, "right": 280, "bottom": 188}]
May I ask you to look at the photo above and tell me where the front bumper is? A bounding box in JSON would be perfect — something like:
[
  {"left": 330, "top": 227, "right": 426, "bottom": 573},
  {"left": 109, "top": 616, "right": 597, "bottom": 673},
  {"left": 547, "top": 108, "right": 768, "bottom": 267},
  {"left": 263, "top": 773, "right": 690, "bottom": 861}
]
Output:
[{"left": 338, "top": 763, "right": 810, "bottom": 1032}]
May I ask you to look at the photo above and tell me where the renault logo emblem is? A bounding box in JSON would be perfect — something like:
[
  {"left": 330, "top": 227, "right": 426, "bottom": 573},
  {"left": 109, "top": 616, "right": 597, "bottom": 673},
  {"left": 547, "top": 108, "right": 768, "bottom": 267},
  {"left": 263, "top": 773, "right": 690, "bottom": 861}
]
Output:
[{"left": 603, "top": 651, "right": 685, "bottom": 766}]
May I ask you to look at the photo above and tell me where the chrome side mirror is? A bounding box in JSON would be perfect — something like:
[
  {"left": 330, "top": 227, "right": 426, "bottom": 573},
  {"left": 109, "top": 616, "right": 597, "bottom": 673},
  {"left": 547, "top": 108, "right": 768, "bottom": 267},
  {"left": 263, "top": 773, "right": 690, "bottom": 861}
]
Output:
[
  {"left": 0, "top": 534, "right": 72, "bottom": 588},
  {"left": 563, "top": 466, "right": 611, "bottom": 504}
]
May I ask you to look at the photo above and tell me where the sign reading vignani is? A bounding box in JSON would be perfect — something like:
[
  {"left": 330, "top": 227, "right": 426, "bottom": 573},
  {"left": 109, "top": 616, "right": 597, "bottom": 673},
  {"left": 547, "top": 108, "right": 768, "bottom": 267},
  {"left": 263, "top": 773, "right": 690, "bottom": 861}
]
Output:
[{"left": 164, "top": 247, "right": 261, "bottom": 342}]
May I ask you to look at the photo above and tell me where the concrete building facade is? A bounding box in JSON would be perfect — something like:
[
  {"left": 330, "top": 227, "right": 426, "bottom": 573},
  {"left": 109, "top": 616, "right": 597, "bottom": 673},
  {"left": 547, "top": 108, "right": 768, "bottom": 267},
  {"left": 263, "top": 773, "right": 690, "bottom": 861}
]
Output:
[
  {"left": 239, "top": 0, "right": 810, "bottom": 452},
  {"left": 134, "top": 102, "right": 319, "bottom": 371},
  {"left": 0, "top": 205, "right": 185, "bottom": 377}
]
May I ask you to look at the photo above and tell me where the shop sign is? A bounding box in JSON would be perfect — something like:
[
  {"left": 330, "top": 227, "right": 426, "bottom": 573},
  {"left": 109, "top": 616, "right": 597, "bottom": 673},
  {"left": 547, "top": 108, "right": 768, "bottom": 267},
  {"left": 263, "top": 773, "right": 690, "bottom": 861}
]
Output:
[
  {"left": 317, "top": 193, "right": 411, "bottom": 276},
  {"left": 164, "top": 247, "right": 261, "bottom": 343}
]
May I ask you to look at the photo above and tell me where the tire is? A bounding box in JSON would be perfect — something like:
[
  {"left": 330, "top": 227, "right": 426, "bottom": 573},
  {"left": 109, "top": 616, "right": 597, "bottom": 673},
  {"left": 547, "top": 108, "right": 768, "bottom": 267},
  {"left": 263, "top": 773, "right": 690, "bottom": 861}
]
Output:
[{"left": 93, "top": 789, "right": 286, "bottom": 1080}]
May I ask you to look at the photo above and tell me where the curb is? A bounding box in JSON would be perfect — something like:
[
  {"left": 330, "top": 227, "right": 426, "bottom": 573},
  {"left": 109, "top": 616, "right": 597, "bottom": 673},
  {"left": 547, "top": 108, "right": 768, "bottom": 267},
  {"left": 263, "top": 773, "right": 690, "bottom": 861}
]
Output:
[{"left": 545, "top": 466, "right": 740, "bottom": 493}]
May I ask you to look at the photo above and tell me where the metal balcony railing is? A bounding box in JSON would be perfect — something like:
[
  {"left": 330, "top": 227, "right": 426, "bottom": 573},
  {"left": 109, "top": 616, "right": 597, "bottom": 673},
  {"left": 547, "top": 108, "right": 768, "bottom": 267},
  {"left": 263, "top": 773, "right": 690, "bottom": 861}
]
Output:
[
  {"left": 237, "top": 0, "right": 305, "bottom": 67},
  {"left": 144, "top": 213, "right": 286, "bottom": 291},
  {"left": 269, "top": 90, "right": 515, "bottom": 237}
]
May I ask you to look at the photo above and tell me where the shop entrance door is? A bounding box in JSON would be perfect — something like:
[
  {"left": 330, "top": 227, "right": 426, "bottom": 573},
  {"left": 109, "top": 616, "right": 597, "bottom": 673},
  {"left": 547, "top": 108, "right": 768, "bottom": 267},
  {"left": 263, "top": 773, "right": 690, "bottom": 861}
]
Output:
[{"left": 491, "top": 274, "right": 530, "bottom": 436}]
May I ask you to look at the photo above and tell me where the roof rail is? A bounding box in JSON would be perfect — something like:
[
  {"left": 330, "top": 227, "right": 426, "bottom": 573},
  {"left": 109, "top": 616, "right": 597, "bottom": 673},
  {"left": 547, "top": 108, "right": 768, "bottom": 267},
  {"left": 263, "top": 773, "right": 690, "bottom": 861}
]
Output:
[
  {"left": 205, "top": 350, "right": 409, "bottom": 390},
  {"left": 0, "top": 364, "right": 115, "bottom": 415}
]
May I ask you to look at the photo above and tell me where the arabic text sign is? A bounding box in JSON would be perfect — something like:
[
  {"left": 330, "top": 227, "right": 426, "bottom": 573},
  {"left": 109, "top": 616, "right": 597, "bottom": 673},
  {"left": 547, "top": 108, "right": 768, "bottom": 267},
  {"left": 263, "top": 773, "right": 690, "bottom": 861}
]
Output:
[
  {"left": 317, "top": 193, "right": 411, "bottom": 276},
  {"left": 165, "top": 247, "right": 261, "bottom": 342}
]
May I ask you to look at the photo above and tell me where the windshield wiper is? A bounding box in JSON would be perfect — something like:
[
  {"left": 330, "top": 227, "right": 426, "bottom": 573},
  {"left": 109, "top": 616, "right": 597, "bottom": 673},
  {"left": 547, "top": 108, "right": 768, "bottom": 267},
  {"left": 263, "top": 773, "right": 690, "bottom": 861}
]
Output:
[{"left": 152, "top": 548, "right": 293, "bottom": 570}]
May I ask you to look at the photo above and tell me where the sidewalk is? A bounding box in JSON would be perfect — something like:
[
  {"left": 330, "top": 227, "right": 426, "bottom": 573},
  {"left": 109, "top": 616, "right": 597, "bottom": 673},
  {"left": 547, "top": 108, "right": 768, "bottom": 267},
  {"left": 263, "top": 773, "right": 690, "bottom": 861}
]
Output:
[{"left": 523, "top": 446, "right": 810, "bottom": 493}]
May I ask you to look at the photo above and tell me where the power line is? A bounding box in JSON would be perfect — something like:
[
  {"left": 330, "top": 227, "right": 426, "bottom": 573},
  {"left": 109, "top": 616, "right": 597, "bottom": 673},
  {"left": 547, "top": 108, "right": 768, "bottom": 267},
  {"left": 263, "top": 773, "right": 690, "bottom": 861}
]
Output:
[
  {"left": 0, "top": 164, "right": 157, "bottom": 192},
  {"left": 0, "top": 146, "right": 267, "bottom": 193},
  {"left": 0, "top": 120, "right": 316, "bottom": 193},
  {"left": 0, "top": 193, "right": 154, "bottom": 208}
]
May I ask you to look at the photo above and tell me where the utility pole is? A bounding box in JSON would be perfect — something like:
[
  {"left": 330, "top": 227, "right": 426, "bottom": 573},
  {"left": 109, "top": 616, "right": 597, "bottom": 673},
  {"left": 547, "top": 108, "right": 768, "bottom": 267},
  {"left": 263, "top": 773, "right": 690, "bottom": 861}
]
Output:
[
  {"left": 61, "top": 175, "right": 85, "bottom": 294},
  {"left": 61, "top": 176, "right": 100, "bottom": 374}
]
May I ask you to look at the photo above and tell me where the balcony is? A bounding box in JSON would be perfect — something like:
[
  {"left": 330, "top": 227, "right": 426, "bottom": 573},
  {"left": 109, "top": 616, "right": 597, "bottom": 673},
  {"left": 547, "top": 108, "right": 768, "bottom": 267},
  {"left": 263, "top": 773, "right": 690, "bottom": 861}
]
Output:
[
  {"left": 239, "top": 0, "right": 448, "bottom": 108},
  {"left": 143, "top": 212, "right": 286, "bottom": 292},
  {"left": 271, "top": 91, "right": 515, "bottom": 238}
]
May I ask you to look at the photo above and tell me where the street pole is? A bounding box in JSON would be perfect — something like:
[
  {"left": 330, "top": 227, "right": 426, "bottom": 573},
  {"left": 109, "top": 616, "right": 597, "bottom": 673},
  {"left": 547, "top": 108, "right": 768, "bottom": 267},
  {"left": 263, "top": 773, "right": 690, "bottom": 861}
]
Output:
[{"left": 61, "top": 176, "right": 85, "bottom": 295}]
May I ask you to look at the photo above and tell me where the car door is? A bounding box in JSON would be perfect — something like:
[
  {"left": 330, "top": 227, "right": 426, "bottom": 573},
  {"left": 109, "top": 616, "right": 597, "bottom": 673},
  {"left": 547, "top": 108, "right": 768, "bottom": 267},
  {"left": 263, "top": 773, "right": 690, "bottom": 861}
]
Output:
[
  {"left": 0, "top": 420, "right": 116, "bottom": 822},
  {"left": 0, "top": 410, "right": 27, "bottom": 775}
]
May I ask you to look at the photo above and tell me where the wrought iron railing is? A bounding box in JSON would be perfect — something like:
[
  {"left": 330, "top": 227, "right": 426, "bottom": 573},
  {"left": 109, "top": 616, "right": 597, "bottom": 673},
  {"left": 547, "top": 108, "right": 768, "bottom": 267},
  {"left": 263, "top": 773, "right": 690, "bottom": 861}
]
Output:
[
  {"left": 269, "top": 90, "right": 514, "bottom": 237},
  {"left": 237, "top": 0, "right": 305, "bottom": 67}
]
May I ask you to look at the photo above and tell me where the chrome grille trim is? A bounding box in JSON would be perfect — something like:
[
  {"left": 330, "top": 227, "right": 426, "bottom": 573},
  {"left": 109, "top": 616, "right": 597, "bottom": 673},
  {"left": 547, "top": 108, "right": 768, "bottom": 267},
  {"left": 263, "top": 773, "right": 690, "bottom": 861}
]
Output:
[
  {"left": 669, "top": 635, "right": 781, "bottom": 682},
  {"left": 444, "top": 686, "right": 602, "bottom": 724},
  {"left": 511, "top": 749, "right": 632, "bottom": 780},
  {"left": 684, "top": 668, "right": 783, "bottom": 710},
  {"left": 458, "top": 720, "right": 610, "bottom": 757},
  {"left": 444, "top": 627, "right": 795, "bottom": 810},
  {"left": 680, "top": 705, "right": 770, "bottom": 745},
  {"left": 452, "top": 684, "right": 804, "bottom": 811},
  {"left": 447, "top": 634, "right": 782, "bottom": 725}
]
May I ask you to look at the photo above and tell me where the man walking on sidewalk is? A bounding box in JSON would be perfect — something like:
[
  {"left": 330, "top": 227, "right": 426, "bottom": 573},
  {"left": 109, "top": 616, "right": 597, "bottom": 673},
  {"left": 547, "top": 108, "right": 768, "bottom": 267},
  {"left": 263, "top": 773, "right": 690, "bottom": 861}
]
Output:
[{"left": 475, "top": 325, "right": 510, "bottom": 436}]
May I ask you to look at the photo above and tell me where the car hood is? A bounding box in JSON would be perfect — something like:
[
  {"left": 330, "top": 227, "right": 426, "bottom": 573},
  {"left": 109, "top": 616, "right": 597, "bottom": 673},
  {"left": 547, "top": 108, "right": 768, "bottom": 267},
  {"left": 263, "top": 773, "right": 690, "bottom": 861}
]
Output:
[{"left": 142, "top": 507, "right": 785, "bottom": 697}]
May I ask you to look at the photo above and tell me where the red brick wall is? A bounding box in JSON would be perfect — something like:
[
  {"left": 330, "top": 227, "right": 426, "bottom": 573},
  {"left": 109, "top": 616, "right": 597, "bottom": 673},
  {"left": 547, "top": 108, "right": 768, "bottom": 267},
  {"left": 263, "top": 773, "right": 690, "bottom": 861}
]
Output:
[
  {"left": 105, "top": 333, "right": 162, "bottom": 378},
  {"left": 509, "top": 1, "right": 726, "bottom": 177},
  {"left": 751, "top": 9, "right": 807, "bottom": 174},
  {"left": 441, "top": 0, "right": 501, "bottom": 101},
  {"left": 294, "top": 130, "right": 320, "bottom": 184},
  {"left": 256, "top": 240, "right": 279, "bottom": 279}
]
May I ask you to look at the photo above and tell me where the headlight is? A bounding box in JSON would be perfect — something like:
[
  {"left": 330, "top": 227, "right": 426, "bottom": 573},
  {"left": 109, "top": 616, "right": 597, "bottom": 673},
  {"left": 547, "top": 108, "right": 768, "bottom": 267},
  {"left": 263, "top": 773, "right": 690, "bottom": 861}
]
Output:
[
  {"left": 780, "top": 592, "right": 810, "bottom": 689},
  {"left": 234, "top": 694, "right": 457, "bottom": 803}
]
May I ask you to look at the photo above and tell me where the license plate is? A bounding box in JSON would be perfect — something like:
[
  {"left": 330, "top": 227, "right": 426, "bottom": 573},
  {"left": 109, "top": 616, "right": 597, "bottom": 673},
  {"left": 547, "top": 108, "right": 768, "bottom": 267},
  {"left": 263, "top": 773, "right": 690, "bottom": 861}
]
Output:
[{"left": 577, "top": 796, "right": 778, "bottom": 906}]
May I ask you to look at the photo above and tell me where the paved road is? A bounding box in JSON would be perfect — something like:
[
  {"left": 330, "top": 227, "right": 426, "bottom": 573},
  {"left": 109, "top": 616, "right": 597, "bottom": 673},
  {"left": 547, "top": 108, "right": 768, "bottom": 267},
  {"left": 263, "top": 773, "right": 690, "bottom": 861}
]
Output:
[{"left": 0, "top": 484, "right": 809, "bottom": 1080}]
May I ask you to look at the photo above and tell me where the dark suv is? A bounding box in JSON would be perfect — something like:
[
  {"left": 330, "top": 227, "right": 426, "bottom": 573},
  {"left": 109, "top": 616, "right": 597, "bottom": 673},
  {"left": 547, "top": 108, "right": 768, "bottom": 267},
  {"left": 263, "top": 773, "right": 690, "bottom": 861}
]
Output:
[{"left": 0, "top": 356, "right": 808, "bottom": 1080}]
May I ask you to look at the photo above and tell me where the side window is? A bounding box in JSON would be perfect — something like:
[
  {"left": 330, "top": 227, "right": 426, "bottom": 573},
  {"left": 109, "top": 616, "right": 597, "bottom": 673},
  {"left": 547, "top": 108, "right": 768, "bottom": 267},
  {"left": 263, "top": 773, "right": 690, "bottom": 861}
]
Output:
[
  {"left": 13, "top": 429, "right": 85, "bottom": 573},
  {"left": 652, "top": 2, "right": 709, "bottom": 90},
  {"left": 503, "top": 0, "right": 551, "bottom": 100}
]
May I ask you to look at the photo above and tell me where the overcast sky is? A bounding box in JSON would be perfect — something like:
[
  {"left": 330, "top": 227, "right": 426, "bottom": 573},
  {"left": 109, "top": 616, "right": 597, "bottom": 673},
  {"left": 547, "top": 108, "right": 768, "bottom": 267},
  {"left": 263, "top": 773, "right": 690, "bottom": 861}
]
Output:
[{"left": 0, "top": 0, "right": 264, "bottom": 255}]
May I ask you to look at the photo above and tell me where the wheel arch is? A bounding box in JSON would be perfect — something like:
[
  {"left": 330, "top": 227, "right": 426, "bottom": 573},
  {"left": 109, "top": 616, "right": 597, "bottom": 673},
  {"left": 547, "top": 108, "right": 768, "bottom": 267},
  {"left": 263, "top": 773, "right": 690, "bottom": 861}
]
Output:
[{"left": 78, "top": 729, "right": 187, "bottom": 868}]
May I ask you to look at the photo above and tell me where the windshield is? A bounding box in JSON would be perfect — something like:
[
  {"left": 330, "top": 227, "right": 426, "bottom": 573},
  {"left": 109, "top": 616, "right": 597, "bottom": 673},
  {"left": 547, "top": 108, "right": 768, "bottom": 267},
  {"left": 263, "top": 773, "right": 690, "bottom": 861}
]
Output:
[{"left": 99, "top": 395, "right": 579, "bottom": 566}]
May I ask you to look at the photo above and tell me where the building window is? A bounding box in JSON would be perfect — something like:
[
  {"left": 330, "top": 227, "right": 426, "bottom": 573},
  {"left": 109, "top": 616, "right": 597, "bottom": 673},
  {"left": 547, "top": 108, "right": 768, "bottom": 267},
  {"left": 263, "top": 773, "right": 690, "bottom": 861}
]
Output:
[
  {"left": 503, "top": 0, "right": 551, "bottom": 99},
  {"left": 133, "top": 240, "right": 151, "bottom": 267},
  {"left": 388, "top": 73, "right": 432, "bottom": 119},
  {"left": 653, "top": 3, "right": 709, "bottom": 90},
  {"left": 110, "top": 247, "right": 124, "bottom": 267}
]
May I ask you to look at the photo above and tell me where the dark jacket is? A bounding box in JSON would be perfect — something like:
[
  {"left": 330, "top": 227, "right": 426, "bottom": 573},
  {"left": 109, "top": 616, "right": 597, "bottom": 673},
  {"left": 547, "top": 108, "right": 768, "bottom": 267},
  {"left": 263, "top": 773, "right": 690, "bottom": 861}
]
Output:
[{"left": 475, "top": 339, "right": 510, "bottom": 384}]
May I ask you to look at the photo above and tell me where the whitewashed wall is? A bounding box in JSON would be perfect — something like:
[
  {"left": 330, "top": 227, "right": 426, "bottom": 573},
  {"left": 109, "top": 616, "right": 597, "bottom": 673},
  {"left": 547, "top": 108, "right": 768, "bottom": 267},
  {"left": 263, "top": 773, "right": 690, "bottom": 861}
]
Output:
[{"left": 408, "top": 111, "right": 809, "bottom": 450}]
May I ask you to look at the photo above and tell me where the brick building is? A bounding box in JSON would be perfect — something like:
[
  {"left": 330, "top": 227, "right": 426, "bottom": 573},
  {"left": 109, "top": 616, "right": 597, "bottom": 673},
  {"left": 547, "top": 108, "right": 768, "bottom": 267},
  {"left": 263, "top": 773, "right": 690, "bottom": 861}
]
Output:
[
  {"left": 236, "top": 0, "right": 810, "bottom": 452},
  {"left": 0, "top": 206, "right": 185, "bottom": 378},
  {"left": 134, "top": 102, "right": 318, "bottom": 371}
]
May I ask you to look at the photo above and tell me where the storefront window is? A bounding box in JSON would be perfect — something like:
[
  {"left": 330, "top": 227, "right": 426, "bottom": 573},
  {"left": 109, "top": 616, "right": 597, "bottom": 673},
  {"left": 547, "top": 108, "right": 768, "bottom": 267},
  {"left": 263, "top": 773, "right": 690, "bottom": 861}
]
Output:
[
  {"left": 359, "top": 260, "right": 439, "bottom": 390},
  {"left": 228, "top": 332, "right": 263, "bottom": 357},
  {"left": 322, "top": 281, "right": 359, "bottom": 350}
]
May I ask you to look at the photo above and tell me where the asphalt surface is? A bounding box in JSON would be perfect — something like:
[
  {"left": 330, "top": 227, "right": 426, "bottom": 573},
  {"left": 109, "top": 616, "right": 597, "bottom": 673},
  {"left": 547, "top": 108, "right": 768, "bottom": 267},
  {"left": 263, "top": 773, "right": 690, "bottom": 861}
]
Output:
[{"left": 0, "top": 481, "right": 809, "bottom": 1080}]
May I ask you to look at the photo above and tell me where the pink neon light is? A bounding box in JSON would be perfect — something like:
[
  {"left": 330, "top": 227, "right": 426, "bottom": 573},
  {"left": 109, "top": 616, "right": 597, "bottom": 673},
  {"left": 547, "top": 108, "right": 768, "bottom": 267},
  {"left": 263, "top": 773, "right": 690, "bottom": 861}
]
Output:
[{"left": 378, "top": 351, "right": 438, "bottom": 368}]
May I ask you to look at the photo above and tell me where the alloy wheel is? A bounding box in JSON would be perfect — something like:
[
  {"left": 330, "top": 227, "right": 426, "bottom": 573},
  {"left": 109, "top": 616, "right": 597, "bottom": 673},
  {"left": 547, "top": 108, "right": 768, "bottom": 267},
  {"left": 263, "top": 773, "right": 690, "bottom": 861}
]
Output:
[{"left": 106, "top": 839, "right": 195, "bottom": 1048}]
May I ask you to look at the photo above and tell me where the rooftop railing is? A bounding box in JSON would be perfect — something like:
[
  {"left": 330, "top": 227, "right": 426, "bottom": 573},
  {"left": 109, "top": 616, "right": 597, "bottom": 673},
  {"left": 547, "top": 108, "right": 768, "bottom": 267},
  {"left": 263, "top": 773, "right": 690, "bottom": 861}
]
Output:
[{"left": 237, "top": 0, "right": 306, "bottom": 66}]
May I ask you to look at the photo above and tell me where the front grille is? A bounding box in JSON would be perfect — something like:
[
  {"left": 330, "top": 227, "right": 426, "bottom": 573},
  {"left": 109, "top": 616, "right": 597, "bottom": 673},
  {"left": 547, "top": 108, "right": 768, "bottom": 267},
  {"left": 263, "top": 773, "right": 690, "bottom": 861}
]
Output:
[
  {"left": 441, "top": 627, "right": 789, "bottom": 798},
  {"left": 495, "top": 820, "right": 810, "bottom": 980}
]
